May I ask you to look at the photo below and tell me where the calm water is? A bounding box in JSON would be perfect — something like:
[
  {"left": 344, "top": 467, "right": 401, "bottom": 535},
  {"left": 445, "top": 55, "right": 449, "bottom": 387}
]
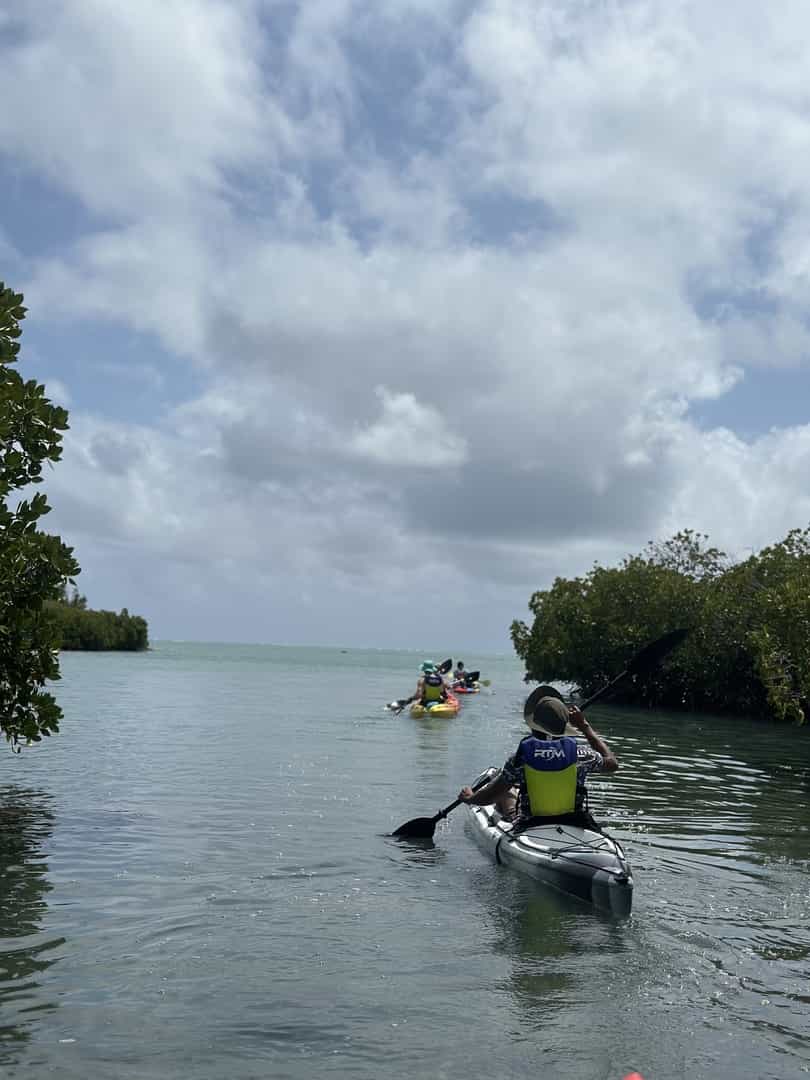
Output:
[{"left": 1, "top": 643, "right": 809, "bottom": 1080}]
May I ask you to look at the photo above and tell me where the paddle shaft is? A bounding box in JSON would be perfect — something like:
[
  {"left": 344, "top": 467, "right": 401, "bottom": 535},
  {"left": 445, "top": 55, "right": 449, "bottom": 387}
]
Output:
[
  {"left": 392, "top": 773, "right": 493, "bottom": 837},
  {"left": 580, "top": 671, "right": 628, "bottom": 710},
  {"left": 438, "top": 768, "right": 494, "bottom": 816},
  {"left": 434, "top": 783, "right": 480, "bottom": 823},
  {"left": 580, "top": 628, "right": 689, "bottom": 709}
]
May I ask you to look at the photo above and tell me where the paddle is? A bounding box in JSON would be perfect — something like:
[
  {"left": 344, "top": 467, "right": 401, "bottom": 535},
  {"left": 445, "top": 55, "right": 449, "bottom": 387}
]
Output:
[
  {"left": 524, "top": 628, "right": 690, "bottom": 715},
  {"left": 392, "top": 774, "right": 493, "bottom": 839},
  {"left": 391, "top": 628, "right": 689, "bottom": 838},
  {"left": 463, "top": 672, "right": 491, "bottom": 687},
  {"left": 581, "top": 627, "right": 690, "bottom": 708},
  {"left": 452, "top": 670, "right": 492, "bottom": 688},
  {"left": 387, "top": 659, "right": 453, "bottom": 713},
  {"left": 386, "top": 697, "right": 413, "bottom": 712},
  {"left": 452, "top": 669, "right": 480, "bottom": 687}
]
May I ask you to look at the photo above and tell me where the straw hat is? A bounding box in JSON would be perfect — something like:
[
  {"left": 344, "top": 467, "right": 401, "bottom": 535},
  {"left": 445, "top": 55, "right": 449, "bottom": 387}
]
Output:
[{"left": 523, "top": 687, "right": 578, "bottom": 737}]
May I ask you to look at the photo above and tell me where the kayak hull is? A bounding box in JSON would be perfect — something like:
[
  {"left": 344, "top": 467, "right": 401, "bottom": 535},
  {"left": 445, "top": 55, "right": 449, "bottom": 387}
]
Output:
[
  {"left": 466, "top": 778, "right": 633, "bottom": 917},
  {"left": 410, "top": 693, "right": 460, "bottom": 718},
  {"left": 452, "top": 683, "right": 480, "bottom": 694}
]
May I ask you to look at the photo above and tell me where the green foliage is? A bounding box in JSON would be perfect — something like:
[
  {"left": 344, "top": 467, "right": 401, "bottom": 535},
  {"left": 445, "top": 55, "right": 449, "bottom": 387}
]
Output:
[
  {"left": 512, "top": 528, "right": 810, "bottom": 723},
  {"left": 0, "top": 283, "right": 81, "bottom": 748},
  {"left": 44, "top": 588, "right": 148, "bottom": 651}
]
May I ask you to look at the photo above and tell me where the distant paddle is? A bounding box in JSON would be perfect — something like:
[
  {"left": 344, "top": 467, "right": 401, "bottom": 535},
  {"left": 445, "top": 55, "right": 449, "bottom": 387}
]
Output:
[
  {"left": 386, "top": 698, "right": 412, "bottom": 712},
  {"left": 392, "top": 629, "right": 689, "bottom": 839}
]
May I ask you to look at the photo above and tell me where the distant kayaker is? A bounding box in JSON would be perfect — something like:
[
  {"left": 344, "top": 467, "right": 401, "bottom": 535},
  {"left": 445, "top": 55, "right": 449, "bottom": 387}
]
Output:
[
  {"left": 458, "top": 695, "right": 617, "bottom": 829},
  {"left": 414, "top": 661, "right": 449, "bottom": 707},
  {"left": 452, "top": 661, "right": 472, "bottom": 688},
  {"left": 453, "top": 661, "right": 479, "bottom": 689}
]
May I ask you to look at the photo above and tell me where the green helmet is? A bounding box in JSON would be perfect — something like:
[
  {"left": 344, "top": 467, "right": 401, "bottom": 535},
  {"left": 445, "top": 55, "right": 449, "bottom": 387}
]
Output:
[{"left": 420, "top": 661, "right": 436, "bottom": 674}]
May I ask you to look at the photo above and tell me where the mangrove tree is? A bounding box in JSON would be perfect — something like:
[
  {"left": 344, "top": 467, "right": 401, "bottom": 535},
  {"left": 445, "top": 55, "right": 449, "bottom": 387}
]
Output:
[{"left": 511, "top": 529, "right": 810, "bottom": 723}]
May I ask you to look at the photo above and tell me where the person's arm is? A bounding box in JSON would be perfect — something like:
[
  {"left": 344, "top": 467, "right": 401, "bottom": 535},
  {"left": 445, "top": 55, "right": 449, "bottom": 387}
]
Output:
[
  {"left": 568, "top": 706, "right": 618, "bottom": 771},
  {"left": 458, "top": 773, "right": 512, "bottom": 805}
]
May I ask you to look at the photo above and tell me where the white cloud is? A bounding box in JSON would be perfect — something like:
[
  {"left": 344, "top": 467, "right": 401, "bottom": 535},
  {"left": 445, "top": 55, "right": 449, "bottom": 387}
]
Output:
[
  {"left": 6, "top": 0, "right": 810, "bottom": 644},
  {"left": 0, "top": 1, "right": 282, "bottom": 216},
  {"left": 663, "top": 422, "right": 810, "bottom": 560},
  {"left": 349, "top": 387, "right": 467, "bottom": 467}
]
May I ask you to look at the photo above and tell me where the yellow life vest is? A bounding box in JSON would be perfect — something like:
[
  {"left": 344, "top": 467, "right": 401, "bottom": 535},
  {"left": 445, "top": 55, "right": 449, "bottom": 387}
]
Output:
[
  {"left": 520, "top": 736, "right": 579, "bottom": 816},
  {"left": 423, "top": 674, "right": 444, "bottom": 702}
]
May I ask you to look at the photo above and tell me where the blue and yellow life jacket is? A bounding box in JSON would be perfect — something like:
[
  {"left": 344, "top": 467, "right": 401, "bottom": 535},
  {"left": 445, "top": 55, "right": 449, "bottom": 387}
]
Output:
[
  {"left": 518, "top": 735, "right": 579, "bottom": 816},
  {"left": 423, "top": 673, "right": 445, "bottom": 702}
]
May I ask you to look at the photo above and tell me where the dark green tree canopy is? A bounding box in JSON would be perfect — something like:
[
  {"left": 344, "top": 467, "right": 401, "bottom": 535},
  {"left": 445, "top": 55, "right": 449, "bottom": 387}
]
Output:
[
  {"left": 512, "top": 528, "right": 810, "bottom": 724},
  {"left": 0, "top": 283, "right": 80, "bottom": 748},
  {"left": 45, "top": 587, "right": 148, "bottom": 651}
]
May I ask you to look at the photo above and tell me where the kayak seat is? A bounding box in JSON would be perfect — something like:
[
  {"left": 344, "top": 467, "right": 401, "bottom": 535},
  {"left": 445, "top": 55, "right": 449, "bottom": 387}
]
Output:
[{"left": 512, "top": 810, "right": 603, "bottom": 835}]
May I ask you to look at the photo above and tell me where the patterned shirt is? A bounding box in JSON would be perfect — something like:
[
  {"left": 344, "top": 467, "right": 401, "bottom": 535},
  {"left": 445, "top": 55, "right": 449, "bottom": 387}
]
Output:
[{"left": 500, "top": 737, "right": 605, "bottom": 822}]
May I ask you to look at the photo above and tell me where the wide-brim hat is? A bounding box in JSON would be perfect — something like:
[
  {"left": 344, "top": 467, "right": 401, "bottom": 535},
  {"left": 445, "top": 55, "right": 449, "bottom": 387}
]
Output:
[{"left": 523, "top": 686, "right": 578, "bottom": 737}]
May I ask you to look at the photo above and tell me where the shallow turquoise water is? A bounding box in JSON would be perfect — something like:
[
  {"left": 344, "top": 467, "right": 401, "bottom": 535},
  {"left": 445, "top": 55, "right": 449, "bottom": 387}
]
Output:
[{"left": 1, "top": 643, "right": 809, "bottom": 1079}]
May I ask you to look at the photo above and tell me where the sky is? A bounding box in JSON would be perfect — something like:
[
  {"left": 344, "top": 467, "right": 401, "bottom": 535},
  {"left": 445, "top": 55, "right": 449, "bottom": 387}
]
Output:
[{"left": 3, "top": 0, "right": 810, "bottom": 652}]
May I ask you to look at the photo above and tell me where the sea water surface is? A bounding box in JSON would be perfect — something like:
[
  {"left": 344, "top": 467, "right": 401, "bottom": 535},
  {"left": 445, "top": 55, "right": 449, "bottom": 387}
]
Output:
[{"left": 1, "top": 643, "right": 809, "bottom": 1079}]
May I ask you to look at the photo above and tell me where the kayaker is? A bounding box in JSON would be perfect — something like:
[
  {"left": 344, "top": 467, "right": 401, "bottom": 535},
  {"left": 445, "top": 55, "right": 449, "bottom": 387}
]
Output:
[
  {"left": 457, "top": 695, "right": 617, "bottom": 829},
  {"left": 452, "top": 661, "right": 476, "bottom": 689},
  {"left": 414, "top": 661, "right": 448, "bottom": 707}
]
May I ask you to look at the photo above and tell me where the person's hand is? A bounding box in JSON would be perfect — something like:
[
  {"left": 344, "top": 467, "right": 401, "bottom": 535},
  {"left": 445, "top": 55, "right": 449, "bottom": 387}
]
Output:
[
  {"left": 567, "top": 705, "right": 589, "bottom": 732},
  {"left": 458, "top": 786, "right": 475, "bottom": 802}
]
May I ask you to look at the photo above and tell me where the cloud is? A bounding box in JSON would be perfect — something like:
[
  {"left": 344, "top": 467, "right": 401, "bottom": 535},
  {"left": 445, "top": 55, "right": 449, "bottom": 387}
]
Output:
[
  {"left": 5, "top": 0, "right": 810, "bottom": 646},
  {"left": 349, "top": 387, "right": 467, "bottom": 467},
  {"left": 0, "top": 1, "right": 281, "bottom": 217}
]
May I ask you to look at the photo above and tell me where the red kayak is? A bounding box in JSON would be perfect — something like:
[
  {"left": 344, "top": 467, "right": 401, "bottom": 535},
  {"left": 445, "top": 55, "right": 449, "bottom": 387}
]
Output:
[{"left": 452, "top": 683, "right": 480, "bottom": 694}]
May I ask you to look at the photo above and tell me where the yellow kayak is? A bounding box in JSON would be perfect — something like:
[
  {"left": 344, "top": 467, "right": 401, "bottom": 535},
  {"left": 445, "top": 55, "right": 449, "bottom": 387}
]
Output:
[{"left": 410, "top": 692, "right": 460, "bottom": 718}]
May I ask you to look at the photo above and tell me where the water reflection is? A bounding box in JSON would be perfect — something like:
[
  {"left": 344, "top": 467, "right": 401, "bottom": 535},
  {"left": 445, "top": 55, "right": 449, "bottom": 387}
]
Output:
[
  {"left": 0, "top": 787, "right": 62, "bottom": 1061},
  {"left": 476, "top": 871, "right": 614, "bottom": 1018},
  {"left": 410, "top": 715, "right": 453, "bottom": 755},
  {"left": 384, "top": 834, "right": 449, "bottom": 871}
]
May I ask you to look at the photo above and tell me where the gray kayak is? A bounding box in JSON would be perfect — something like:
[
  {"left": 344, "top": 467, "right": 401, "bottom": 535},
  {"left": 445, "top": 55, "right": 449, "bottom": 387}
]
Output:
[{"left": 465, "top": 770, "right": 633, "bottom": 917}]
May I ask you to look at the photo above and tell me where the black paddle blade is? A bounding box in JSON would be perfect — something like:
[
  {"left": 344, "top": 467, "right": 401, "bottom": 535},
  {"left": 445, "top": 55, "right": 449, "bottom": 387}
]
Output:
[
  {"left": 392, "top": 816, "right": 436, "bottom": 839},
  {"left": 626, "top": 628, "right": 690, "bottom": 677},
  {"left": 438, "top": 658, "right": 452, "bottom": 674}
]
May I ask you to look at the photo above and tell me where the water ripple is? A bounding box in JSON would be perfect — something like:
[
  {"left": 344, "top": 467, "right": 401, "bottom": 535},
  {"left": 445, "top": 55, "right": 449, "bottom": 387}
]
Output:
[{"left": 0, "top": 650, "right": 808, "bottom": 1080}]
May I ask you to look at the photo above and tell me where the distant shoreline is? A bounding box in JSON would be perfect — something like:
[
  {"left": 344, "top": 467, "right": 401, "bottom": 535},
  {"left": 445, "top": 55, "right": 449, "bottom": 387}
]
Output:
[
  {"left": 47, "top": 594, "right": 149, "bottom": 651},
  {"left": 59, "top": 645, "right": 151, "bottom": 653}
]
